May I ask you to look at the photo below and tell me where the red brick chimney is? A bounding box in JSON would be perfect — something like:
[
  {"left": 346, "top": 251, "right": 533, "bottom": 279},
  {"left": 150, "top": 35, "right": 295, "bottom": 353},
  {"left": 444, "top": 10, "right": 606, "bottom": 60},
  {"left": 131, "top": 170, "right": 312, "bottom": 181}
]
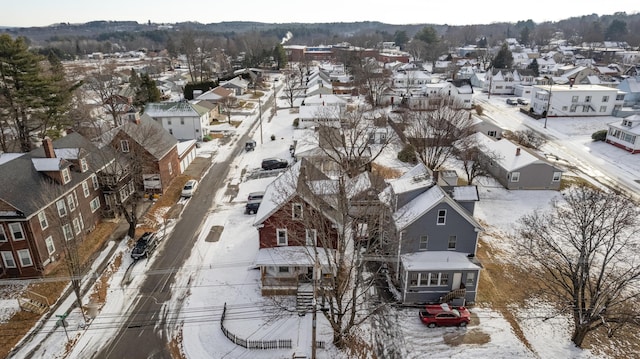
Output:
[
  {"left": 43, "top": 138, "right": 56, "bottom": 158},
  {"left": 516, "top": 147, "right": 521, "bottom": 156}
]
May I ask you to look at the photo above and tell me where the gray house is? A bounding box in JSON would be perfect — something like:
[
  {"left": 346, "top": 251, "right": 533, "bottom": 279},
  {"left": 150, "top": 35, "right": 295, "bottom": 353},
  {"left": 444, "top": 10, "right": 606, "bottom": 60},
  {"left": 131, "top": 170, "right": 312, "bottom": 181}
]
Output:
[
  {"left": 469, "top": 132, "right": 563, "bottom": 190},
  {"left": 381, "top": 164, "right": 483, "bottom": 304}
]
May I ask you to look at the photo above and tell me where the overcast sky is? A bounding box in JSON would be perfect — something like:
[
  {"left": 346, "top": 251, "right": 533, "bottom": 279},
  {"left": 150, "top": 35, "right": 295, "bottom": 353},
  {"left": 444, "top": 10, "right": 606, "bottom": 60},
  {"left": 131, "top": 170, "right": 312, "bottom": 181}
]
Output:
[{"left": 1, "top": 0, "right": 638, "bottom": 27}]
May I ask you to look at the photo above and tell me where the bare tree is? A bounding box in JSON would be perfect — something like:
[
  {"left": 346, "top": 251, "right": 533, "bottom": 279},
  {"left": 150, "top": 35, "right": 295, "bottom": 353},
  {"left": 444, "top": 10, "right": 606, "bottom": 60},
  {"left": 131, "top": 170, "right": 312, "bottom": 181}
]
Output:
[
  {"left": 455, "top": 135, "right": 502, "bottom": 185},
  {"left": 84, "top": 61, "right": 127, "bottom": 128},
  {"left": 351, "top": 57, "right": 391, "bottom": 108},
  {"left": 282, "top": 70, "right": 302, "bottom": 108},
  {"left": 516, "top": 185, "right": 640, "bottom": 347},
  {"left": 406, "top": 96, "right": 474, "bottom": 170},
  {"left": 503, "top": 129, "right": 546, "bottom": 150}
]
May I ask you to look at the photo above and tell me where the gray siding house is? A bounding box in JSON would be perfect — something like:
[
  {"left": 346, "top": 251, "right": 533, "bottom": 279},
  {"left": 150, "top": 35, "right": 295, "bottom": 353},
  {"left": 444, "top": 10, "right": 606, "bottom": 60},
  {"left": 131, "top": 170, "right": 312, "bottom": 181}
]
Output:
[
  {"left": 470, "top": 133, "right": 563, "bottom": 190},
  {"left": 384, "top": 167, "right": 483, "bottom": 305}
]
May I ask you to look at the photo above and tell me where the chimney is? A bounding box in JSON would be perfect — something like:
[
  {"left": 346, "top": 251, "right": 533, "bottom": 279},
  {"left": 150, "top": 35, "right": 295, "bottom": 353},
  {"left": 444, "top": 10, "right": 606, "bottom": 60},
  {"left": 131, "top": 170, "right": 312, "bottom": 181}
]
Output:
[
  {"left": 516, "top": 147, "right": 521, "bottom": 156},
  {"left": 43, "top": 137, "right": 56, "bottom": 158}
]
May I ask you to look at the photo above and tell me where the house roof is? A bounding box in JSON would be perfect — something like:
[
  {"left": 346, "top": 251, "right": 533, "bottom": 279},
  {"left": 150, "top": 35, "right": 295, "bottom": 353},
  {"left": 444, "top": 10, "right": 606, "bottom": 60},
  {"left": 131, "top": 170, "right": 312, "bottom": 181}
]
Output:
[
  {"left": 254, "top": 246, "right": 336, "bottom": 267},
  {"left": 401, "top": 251, "right": 481, "bottom": 271},
  {"left": 390, "top": 163, "right": 434, "bottom": 194},
  {"left": 196, "top": 86, "right": 235, "bottom": 101},
  {"left": 100, "top": 114, "right": 177, "bottom": 161},
  {"left": 466, "top": 132, "right": 555, "bottom": 172},
  {"left": 393, "top": 185, "right": 482, "bottom": 232},
  {"left": 144, "top": 101, "right": 209, "bottom": 118},
  {"left": 303, "top": 94, "right": 346, "bottom": 106},
  {"left": 0, "top": 133, "right": 111, "bottom": 219},
  {"left": 451, "top": 186, "right": 479, "bottom": 202}
]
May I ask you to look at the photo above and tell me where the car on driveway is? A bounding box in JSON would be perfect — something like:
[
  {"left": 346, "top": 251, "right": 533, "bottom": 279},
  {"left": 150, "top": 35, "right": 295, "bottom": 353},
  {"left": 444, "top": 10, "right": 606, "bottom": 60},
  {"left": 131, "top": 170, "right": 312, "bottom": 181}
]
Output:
[
  {"left": 419, "top": 303, "right": 471, "bottom": 328},
  {"left": 517, "top": 98, "right": 529, "bottom": 105},
  {"left": 261, "top": 158, "right": 289, "bottom": 170},
  {"left": 506, "top": 98, "right": 518, "bottom": 105},
  {"left": 131, "top": 232, "right": 158, "bottom": 260},
  {"left": 181, "top": 179, "right": 198, "bottom": 197},
  {"left": 245, "top": 199, "right": 262, "bottom": 214}
]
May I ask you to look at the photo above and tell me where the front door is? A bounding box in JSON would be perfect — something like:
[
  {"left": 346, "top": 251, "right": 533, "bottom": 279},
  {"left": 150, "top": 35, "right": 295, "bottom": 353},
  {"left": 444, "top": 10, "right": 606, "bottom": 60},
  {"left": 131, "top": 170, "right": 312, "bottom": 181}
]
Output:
[{"left": 452, "top": 273, "right": 462, "bottom": 290}]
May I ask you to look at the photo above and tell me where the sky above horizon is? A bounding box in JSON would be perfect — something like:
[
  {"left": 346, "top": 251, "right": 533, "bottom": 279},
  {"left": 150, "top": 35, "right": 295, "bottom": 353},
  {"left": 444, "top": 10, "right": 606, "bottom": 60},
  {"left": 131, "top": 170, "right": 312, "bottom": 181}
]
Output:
[{"left": 1, "top": 0, "right": 638, "bottom": 28}]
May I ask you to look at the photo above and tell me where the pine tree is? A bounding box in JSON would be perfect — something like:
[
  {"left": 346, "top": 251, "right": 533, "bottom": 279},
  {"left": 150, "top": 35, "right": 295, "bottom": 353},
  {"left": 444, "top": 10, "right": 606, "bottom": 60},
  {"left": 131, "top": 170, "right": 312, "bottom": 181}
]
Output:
[
  {"left": 527, "top": 58, "right": 540, "bottom": 77},
  {"left": 491, "top": 43, "right": 514, "bottom": 69},
  {"left": 134, "top": 73, "right": 161, "bottom": 107}
]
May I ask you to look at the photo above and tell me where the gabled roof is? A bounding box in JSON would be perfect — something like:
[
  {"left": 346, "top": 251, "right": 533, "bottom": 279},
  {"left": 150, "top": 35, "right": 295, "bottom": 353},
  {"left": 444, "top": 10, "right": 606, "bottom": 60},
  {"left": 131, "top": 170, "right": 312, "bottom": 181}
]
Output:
[
  {"left": 253, "top": 159, "right": 332, "bottom": 226},
  {"left": 392, "top": 185, "right": 482, "bottom": 232},
  {"left": 255, "top": 246, "right": 335, "bottom": 267},
  {"left": 144, "top": 101, "right": 209, "bottom": 117},
  {"left": 401, "top": 251, "right": 481, "bottom": 271},
  {"left": 465, "top": 132, "right": 556, "bottom": 172},
  {"left": 0, "top": 133, "right": 111, "bottom": 219},
  {"left": 100, "top": 114, "right": 177, "bottom": 161}
]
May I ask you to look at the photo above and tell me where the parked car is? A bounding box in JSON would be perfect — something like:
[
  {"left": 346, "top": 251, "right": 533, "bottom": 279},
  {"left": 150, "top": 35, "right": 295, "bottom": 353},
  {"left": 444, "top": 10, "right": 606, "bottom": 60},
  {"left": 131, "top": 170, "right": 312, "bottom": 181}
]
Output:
[
  {"left": 245, "top": 199, "right": 262, "bottom": 214},
  {"left": 131, "top": 232, "right": 158, "bottom": 260},
  {"left": 506, "top": 98, "right": 518, "bottom": 105},
  {"left": 182, "top": 179, "right": 198, "bottom": 197},
  {"left": 419, "top": 303, "right": 471, "bottom": 328},
  {"left": 517, "top": 98, "right": 529, "bottom": 105},
  {"left": 245, "top": 140, "right": 256, "bottom": 152},
  {"left": 261, "top": 158, "right": 289, "bottom": 170},
  {"left": 248, "top": 191, "right": 265, "bottom": 201}
]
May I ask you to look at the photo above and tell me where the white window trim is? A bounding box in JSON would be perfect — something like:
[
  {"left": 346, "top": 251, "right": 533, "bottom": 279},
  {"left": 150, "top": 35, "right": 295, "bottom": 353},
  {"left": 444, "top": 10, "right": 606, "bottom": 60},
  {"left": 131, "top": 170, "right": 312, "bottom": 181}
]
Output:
[
  {"left": 38, "top": 211, "right": 49, "bottom": 230},
  {"left": 9, "top": 223, "right": 25, "bottom": 241},
  {"left": 17, "top": 249, "right": 33, "bottom": 267},
  {"left": 80, "top": 158, "right": 88, "bottom": 172},
  {"left": 448, "top": 235, "right": 457, "bottom": 250},
  {"left": 305, "top": 229, "right": 317, "bottom": 246},
  {"left": 1, "top": 251, "right": 16, "bottom": 268},
  {"left": 63, "top": 224, "right": 73, "bottom": 241},
  {"left": 73, "top": 218, "right": 81, "bottom": 235},
  {"left": 437, "top": 209, "right": 447, "bottom": 225},
  {"left": 552, "top": 172, "right": 562, "bottom": 182},
  {"left": 0, "top": 226, "right": 6, "bottom": 242},
  {"left": 466, "top": 272, "right": 476, "bottom": 286},
  {"left": 67, "top": 193, "right": 76, "bottom": 212},
  {"left": 276, "top": 229, "right": 288, "bottom": 246},
  {"left": 61, "top": 168, "right": 71, "bottom": 184},
  {"left": 91, "top": 174, "right": 99, "bottom": 190},
  {"left": 121, "top": 140, "right": 130, "bottom": 153},
  {"left": 45, "top": 236, "right": 56, "bottom": 255},
  {"left": 419, "top": 235, "right": 428, "bottom": 250},
  {"left": 510, "top": 171, "right": 520, "bottom": 182},
  {"left": 82, "top": 181, "right": 90, "bottom": 197},
  {"left": 90, "top": 197, "right": 100, "bottom": 213},
  {"left": 57, "top": 199, "right": 67, "bottom": 217},
  {"left": 292, "top": 203, "right": 303, "bottom": 220}
]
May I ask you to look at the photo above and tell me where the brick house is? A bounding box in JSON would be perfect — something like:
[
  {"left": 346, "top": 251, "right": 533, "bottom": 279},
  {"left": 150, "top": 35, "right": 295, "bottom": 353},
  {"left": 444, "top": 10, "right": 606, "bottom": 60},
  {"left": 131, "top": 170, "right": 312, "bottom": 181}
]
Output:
[{"left": 0, "top": 134, "right": 108, "bottom": 278}]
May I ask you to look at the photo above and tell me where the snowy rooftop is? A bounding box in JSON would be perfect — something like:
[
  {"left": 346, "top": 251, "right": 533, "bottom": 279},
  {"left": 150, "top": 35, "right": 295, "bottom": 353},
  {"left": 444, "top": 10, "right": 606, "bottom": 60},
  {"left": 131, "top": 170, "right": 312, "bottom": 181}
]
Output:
[
  {"left": 401, "top": 251, "right": 481, "bottom": 271},
  {"left": 467, "top": 132, "right": 548, "bottom": 172},
  {"left": 393, "top": 185, "right": 445, "bottom": 230},
  {"left": 31, "top": 158, "right": 63, "bottom": 171},
  {"left": 254, "top": 246, "right": 336, "bottom": 266},
  {"left": 452, "top": 186, "right": 479, "bottom": 202}
]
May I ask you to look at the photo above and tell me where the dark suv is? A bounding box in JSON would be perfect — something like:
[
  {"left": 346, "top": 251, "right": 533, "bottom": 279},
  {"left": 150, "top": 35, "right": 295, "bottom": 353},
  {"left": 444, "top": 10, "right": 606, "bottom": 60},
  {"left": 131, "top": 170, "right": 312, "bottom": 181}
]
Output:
[
  {"left": 245, "top": 199, "right": 262, "bottom": 214},
  {"left": 261, "top": 158, "right": 288, "bottom": 170},
  {"left": 131, "top": 232, "right": 158, "bottom": 260}
]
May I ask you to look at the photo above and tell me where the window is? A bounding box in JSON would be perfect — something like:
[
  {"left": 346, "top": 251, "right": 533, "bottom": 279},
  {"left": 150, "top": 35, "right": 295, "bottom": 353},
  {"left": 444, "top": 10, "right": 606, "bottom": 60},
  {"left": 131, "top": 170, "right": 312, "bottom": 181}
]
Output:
[
  {"left": 120, "top": 186, "right": 130, "bottom": 201},
  {"left": 90, "top": 197, "right": 101, "bottom": 212},
  {"left": 63, "top": 224, "right": 73, "bottom": 241},
  {"left": 0, "top": 226, "right": 6, "bottom": 242},
  {"left": 409, "top": 272, "right": 418, "bottom": 286},
  {"left": 510, "top": 172, "right": 520, "bottom": 182},
  {"left": 17, "top": 249, "right": 32, "bottom": 267},
  {"left": 91, "top": 174, "right": 99, "bottom": 190},
  {"left": 9, "top": 223, "right": 24, "bottom": 241},
  {"left": 1, "top": 252, "right": 16, "bottom": 268},
  {"left": 61, "top": 168, "right": 71, "bottom": 184},
  {"left": 487, "top": 130, "right": 497, "bottom": 137},
  {"left": 67, "top": 193, "right": 76, "bottom": 212},
  {"left": 437, "top": 210, "right": 446, "bottom": 225},
  {"left": 80, "top": 158, "right": 88, "bottom": 172},
  {"left": 602, "top": 95, "right": 609, "bottom": 102},
  {"left": 81, "top": 181, "right": 90, "bottom": 198},
  {"left": 570, "top": 105, "right": 577, "bottom": 112},
  {"left": 276, "top": 229, "right": 288, "bottom": 246},
  {"left": 582, "top": 106, "right": 590, "bottom": 113},
  {"left": 585, "top": 95, "right": 591, "bottom": 103},
  {"left": 56, "top": 199, "right": 67, "bottom": 217},
  {"left": 440, "top": 273, "right": 449, "bottom": 285},
  {"left": 38, "top": 211, "right": 49, "bottom": 230},
  {"left": 78, "top": 213, "right": 84, "bottom": 230},
  {"left": 120, "top": 140, "right": 130, "bottom": 153},
  {"left": 305, "top": 229, "right": 317, "bottom": 246},
  {"left": 45, "top": 236, "right": 55, "bottom": 255},
  {"left": 600, "top": 106, "right": 607, "bottom": 113},
  {"left": 429, "top": 273, "right": 439, "bottom": 286},
  {"left": 73, "top": 218, "right": 81, "bottom": 235},
  {"left": 180, "top": 118, "right": 185, "bottom": 125},
  {"left": 168, "top": 162, "right": 173, "bottom": 175},
  {"left": 448, "top": 235, "right": 457, "bottom": 250},
  {"left": 572, "top": 96, "right": 578, "bottom": 103},
  {"left": 167, "top": 119, "right": 172, "bottom": 125},
  {"left": 278, "top": 266, "right": 290, "bottom": 273},
  {"left": 552, "top": 172, "right": 562, "bottom": 182},
  {"left": 292, "top": 203, "right": 303, "bottom": 219},
  {"left": 466, "top": 272, "right": 476, "bottom": 286},
  {"left": 419, "top": 235, "right": 428, "bottom": 250},
  {"left": 419, "top": 272, "right": 430, "bottom": 286}
]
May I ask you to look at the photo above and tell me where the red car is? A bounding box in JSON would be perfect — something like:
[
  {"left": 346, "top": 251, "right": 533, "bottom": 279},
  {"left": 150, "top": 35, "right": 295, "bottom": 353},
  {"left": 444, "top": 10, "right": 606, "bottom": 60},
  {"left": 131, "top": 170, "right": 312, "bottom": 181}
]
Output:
[{"left": 419, "top": 303, "right": 471, "bottom": 328}]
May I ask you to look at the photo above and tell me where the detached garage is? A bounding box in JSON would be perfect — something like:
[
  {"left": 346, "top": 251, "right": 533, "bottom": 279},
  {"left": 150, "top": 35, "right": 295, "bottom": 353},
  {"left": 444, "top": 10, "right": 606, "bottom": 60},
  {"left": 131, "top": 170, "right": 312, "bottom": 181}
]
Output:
[{"left": 177, "top": 140, "right": 197, "bottom": 173}]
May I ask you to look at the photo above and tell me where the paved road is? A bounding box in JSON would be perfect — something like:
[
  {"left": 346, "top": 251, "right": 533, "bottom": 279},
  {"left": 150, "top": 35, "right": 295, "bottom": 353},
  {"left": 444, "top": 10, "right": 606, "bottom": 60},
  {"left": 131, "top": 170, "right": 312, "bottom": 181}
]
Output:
[{"left": 92, "top": 106, "right": 269, "bottom": 358}]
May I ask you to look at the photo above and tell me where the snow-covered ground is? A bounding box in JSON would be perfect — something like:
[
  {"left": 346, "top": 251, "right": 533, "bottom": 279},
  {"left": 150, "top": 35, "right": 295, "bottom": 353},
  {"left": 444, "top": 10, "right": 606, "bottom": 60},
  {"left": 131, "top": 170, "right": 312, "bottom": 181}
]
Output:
[{"left": 5, "top": 86, "right": 634, "bottom": 358}]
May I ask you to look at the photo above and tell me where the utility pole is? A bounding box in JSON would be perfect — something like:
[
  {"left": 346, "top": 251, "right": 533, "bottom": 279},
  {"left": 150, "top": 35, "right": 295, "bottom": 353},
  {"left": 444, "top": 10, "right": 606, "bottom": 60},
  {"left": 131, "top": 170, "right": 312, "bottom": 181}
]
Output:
[
  {"left": 259, "top": 98, "right": 263, "bottom": 145},
  {"left": 311, "top": 250, "right": 318, "bottom": 359}
]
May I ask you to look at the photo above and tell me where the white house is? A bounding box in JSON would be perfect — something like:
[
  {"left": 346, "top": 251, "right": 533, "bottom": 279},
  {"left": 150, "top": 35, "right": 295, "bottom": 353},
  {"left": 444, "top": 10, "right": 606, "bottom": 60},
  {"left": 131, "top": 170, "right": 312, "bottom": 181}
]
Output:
[
  {"left": 530, "top": 84, "right": 625, "bottom": 117},
  {"left": 144, "top": 101, "right": 211, "bottom": 141},
  {"left": 483, "top": 69, "right": 536, "bottom": 95},
  {"left": 606, "top": 114, "right": 640, "bottom": 154}
]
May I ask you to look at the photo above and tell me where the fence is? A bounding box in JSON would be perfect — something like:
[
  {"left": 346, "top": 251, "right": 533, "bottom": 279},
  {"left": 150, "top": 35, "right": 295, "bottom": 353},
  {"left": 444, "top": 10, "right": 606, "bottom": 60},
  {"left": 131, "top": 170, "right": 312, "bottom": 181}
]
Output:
[{"left": 220, "top": 302, "right": 293, "bottom": 350}]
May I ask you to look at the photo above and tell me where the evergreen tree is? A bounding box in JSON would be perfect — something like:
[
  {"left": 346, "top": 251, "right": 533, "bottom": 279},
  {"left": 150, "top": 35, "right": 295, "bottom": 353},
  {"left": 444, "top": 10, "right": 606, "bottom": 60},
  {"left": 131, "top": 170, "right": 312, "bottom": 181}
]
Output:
[
  {"left": 605, "top": 19, "right": 628, "bottom": 41},
  {"left": 414, "top": 26, "right": 439, "bottom": 44},
  {"left": 273, "top": 43, "right": 287, "bottom": 70},
  {"left": 134, "top": 73, "right": 161, "bottom": 107},
  {"left": 491, "top": 43, "right": 514, "bottom": 69},
  {"left": 520, "top": 26, "right": 531, "bottom": 46},
  {"left": 393, "top": 30, "right": 409, "bottom": 48},
  {"left": 0, "top": 34, "right": 49, "bottom": 152},
  {"left": 527, "top": 58, "right": 540, "bottom": 76},
  {"left": 40, "top": 52, "right": 81, "bottom": 139}
]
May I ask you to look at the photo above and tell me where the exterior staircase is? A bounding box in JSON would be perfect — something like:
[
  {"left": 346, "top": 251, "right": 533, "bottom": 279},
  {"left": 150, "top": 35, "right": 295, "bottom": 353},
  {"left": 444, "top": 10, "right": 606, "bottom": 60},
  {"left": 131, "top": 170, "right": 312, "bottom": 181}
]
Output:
[
  {"left": 18, "top": 291, "right": 50, "bottom": 315},
  {"left": 296, "top": 283, "right": 314, "bottom": 315},
  {"left": 440, "top": 288, "right": 466, "bottom": 305}
]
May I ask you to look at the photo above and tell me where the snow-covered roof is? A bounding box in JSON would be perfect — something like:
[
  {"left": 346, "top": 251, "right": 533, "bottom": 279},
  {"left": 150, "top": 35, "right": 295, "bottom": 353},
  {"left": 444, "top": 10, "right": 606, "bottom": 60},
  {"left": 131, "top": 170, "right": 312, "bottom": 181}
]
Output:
[
  {"left": 303, "top": 94, "right": 346, "bottom": 106},
  {"left": 254, "top": 246, "right": 335, "bottom": 266},
  {"left": 254, "top": 161, "right": 301, "bottom": 226},
  {"left": 401, "top": 251, "right": 481, "bottom": 271},
  {"left": 177, "top": 140, "right": 197, "bottom": 156},
  {"left": 31, "top": 158, "right": 64, "bottom": 171},
  {"left": 54, "top": 148, "right": 80, "bottom": 160},
  {"left": 452, "top": 186, "right": 479, "bottom": 202},
  {"left": 390, "top": 163, "right": 433, "bottom": 194},
  {"left": 0, "top": 153, "right": 24, "bottom": 166},
  {"left": 393, "top": 185, "right": 445, "bottom": 230},
  {"left": 466, "top": 132, "right": 549, "bottom": 172}
]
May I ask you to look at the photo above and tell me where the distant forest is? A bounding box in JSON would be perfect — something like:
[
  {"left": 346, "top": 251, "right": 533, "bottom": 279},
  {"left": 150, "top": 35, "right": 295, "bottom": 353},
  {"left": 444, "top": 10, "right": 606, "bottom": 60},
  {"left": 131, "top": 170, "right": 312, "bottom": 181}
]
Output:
[{"left": 2, "top": 11, "right": 639, "bottom": 62}]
